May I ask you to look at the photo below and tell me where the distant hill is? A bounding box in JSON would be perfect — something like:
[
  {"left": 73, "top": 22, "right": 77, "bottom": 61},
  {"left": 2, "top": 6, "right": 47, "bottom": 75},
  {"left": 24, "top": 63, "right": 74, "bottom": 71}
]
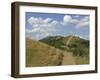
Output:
[
  {"left": 26, "top": 38, "right": 64, "bottom": 67},
  {"left": 40, "top": 35, "right": 89, "bottom": 64}
]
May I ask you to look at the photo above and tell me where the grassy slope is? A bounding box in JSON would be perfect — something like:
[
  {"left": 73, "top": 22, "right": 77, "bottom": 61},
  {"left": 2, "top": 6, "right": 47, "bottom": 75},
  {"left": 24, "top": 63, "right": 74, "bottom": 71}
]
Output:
[
  {"left": 40, "top": 35, "right": 89, "bottom": 64},
  {"left": 26, "top": 38, "right": 64, "bottom": 67}
]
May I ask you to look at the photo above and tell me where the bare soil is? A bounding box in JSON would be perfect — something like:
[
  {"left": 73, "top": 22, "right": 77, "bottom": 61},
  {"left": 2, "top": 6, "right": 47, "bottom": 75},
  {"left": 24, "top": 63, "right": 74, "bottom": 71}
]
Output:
[{"left": 61, "top": 52, "right": 76, "bottom": 65}]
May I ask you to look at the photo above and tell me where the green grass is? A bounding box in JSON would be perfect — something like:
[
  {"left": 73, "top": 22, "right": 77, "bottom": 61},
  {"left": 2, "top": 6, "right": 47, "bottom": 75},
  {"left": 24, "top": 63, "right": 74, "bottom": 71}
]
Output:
[{"left": 75, "top": 56, "right": 89, "bottom": 64}]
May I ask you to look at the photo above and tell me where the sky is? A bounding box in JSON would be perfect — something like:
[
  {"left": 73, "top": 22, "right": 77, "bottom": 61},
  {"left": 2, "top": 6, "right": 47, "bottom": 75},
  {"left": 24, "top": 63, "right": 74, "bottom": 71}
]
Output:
[{"left": 26, "top": 12, "right": 90, "bottom": 40}]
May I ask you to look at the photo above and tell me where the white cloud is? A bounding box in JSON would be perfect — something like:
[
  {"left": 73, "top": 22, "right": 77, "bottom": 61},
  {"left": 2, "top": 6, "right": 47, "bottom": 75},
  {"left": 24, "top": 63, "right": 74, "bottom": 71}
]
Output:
[
  {"left": 63, "top": 15, "right": 79, "bottom": 25},
  {"left": 63, "top": 15, "right": 72, "bottom": 23},
  {"left": 76, "top": 22, "right": 89, "bottom": 28},
  {"left": 27, "top": 17, "right": 42, "bottom": 25},
  {"left": 27, "top": 17, "right": 59, "bottom": 40},
  {"left": 27, "top": 17, "right": 34, "bottom": 25},
  {"left": 28, "top": 17, "right": 56, "bottom": 28},
  {"left": 27, "top": 15, "right": 89, "bottom": 40},
  {"left": 43, "top": 18, "right": 52, "bottom": 23},
  {"left": 51, "top": 20, "right": 58, "bottom": 25},
  {"left": 63, "top": 15, "right": 89, "bottom": 28},
  {"left": 70, "top": 19, "right": 79, "bottom": 24},
  {"left": 76, "top": 16, "right": 89, "bottom": 28},
  {"left": 31, "top": 27, "right": 41, "bottom": 32},
  {"left": 81, "top": 16, "right": 89, "bottom": 22}
]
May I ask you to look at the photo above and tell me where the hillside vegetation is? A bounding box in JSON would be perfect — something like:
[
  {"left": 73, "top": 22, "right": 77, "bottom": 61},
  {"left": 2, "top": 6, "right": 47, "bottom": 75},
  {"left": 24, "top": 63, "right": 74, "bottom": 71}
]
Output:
[
  {"left": 26, "top": 35, "right": 89, "bottom": 67},
  {"left": 40, "top": 35, "right": 89, "bottom": 64}
]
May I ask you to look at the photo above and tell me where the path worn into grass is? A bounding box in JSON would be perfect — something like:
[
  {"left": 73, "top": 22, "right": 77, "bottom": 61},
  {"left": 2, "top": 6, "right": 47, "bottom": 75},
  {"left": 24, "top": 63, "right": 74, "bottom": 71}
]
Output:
[
  {"left": 61, "top": 52, "right": 76, "bottom": 65},
  {"left": 61, "top": 34, "right": 76, "bottom": 65}
]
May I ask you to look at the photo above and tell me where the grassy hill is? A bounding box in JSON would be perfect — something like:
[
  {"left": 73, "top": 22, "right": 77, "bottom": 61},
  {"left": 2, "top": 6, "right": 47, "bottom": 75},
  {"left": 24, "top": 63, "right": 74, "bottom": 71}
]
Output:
[
  {"left": 40, "top": 35, "right": 89, "bottom": 64},
  {"left": 26, "top": 38, "right": 64, "bottom": 67}
]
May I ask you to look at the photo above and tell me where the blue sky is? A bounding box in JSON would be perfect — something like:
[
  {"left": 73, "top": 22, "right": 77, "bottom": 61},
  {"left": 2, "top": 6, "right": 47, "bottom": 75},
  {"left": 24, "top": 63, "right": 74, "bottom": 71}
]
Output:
[{"left": 26, "top": 12, "right": 89, "bottom": 40}]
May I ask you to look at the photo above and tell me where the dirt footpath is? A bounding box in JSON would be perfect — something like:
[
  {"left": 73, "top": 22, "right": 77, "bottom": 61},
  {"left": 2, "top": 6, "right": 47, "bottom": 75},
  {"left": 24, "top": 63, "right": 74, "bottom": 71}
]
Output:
[{"left": 61, "top": 52, "right": 76, "bottom": 65}]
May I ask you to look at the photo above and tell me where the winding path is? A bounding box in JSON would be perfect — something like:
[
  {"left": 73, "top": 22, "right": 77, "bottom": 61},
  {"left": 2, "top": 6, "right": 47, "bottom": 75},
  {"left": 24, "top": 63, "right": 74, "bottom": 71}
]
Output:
[{"left": 61, "top": 35, "right": 76, "bottom": 65}]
